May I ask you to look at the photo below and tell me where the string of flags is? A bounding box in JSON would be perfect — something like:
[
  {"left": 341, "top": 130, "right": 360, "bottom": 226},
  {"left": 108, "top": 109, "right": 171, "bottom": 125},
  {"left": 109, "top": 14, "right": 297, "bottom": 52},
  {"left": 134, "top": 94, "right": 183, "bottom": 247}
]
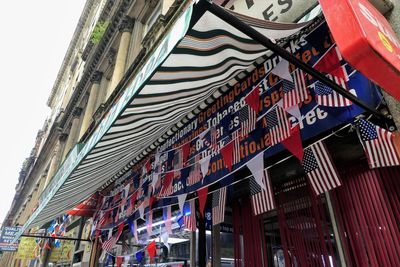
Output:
[{"left": 87, "top": 42, "right": 400, "bottom": 258}]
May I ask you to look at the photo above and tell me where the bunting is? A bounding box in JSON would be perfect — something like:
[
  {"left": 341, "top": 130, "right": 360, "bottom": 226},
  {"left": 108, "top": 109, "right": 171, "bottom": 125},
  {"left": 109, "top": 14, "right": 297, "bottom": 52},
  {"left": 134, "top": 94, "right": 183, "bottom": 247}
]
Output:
[
  {"left": 357, "top": 119, "right": 400, "bottom": 168},
  {"left": 197, "top": 187, "right": 208, "bottom": 218},
  {"left": 250, "top": 169, "right": 276, "bottom": 215},
  {"left": 246, "top": 152, "right": 266, "bottom": 191},
  {"left": 313, "top": 46, "right": 352, "bottom": 107},
  {"left": 146, "top": 211, "right": 153, "bottom": 237},
  {"left": 163, "top": 206, "right": 172, "bottom": 234},
  {"left": 212, "top": 187, "right": 227, "bottom": 225},
  {"left": 178, "top": 194, "right": 187, "bottom": 215},
  {"left": 281, "top": 124, "right": 304, "bottom": 161},
  {"left": 266, "top": 106, "right": 291, "bottom": 146},
  {"left": 147, "top": 241, "right": 157, "bottom": 263},
  {"left": 245, "top": 86, "right": 260, "bottom": 114},
  {"left": 302, "top": 141, "right": 342, "bottom": 195},
  {"left": 200, "top": 155, "right": 211, "bottom": 178},
  {"left": 271, "top": 59, "right": 293, "bottom": 82},
  {"left": 184, "top": 199, "right": 196, "bottom": 232}
]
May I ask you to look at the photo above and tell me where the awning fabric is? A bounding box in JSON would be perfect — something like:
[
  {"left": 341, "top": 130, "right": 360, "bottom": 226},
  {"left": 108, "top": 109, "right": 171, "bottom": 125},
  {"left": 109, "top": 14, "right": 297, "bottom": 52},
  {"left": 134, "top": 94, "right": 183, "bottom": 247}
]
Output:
[{"left": 16, "top": 1, "right": 311, "bottom": 239}]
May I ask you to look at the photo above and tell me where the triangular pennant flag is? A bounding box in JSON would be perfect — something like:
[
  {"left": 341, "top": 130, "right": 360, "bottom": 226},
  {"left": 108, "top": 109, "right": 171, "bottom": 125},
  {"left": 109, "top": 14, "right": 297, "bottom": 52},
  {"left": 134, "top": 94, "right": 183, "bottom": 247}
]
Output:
[
  {"left": 271, "top": 59, "right": 293, "bottom": 82},
  {"left": 277, "top": 100, "right": 301, "bottom": 120},
  {"left": 123, "top": 256, "right": 130, "bottom": 267},
  {"left": 130, "top": 191, "right": 138, "bottom": 206},
  {"left": 133, "top": 220, "right": 138, "bottom": 242},
  {"left": 154, "top": 152, "right": 160, "bottom": 169},
  {"left": 147, "top": 240, "right": 157, "bottom": 263},
  {"left": 135, "top": 251, "right": 143, "bottom": 263},
  {"left": 163, "top": 206, "right": 172, "bottom": 234},
  {"left": 138, "top": 203, "right": 145, "bottom": 220},
  {"left": 148, "top": 196, "right": 155, "bottom": 211},
  {"left": 128, "top": 218, "right": 135, "bottom": 236},
  {"left": 199, "top": 127, "right": 210, "bottom": 139},
  {"left": 161, "top": 231, "right": 170, "bottom": 251},
  {"left": 146, "top": 211, "right": 153, "bottom": 237},
  {"left": 177, "top": 194, "right": 187, "bottom": 215},
  {"left": 197, "top": 187, "right": 208, "bottom": 218},
  {"left": 246, "top": 152, "right": 266, "bottom": 191},
  {"left": 116, "top": 223, "right": 124, "bottom": 240},
  {"left": 182, "top": 142, "right": 190, "bottom": 164},
  {"left": 245, "top": 86, "right": 260, "bottom": 114},
  {"left": 221, "top": 141, "right": 234, "bottom": 172},
  {"left": 161, "top": 172, "right": 174, "bottom": 195},
  {"left": 199, "top": 155, "right": 211, "bottom": 178},
  {"left": 151, "top": 173, "right": 159, "bottom": 191},
  {"left": 281, "top": 124, "right": 304, "bottom": 162},
  {"left": 116, "top": 256, "right": 123, "bottom": 267},
  {"left": 99, "top": 250, "right": 106, "bottom": 263}
]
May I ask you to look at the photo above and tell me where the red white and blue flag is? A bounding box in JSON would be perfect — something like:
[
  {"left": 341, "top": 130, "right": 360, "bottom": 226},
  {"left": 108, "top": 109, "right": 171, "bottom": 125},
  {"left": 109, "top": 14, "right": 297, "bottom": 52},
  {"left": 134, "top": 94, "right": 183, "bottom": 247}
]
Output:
[
  {"left": 250, "top": 169, "right": 276, "bottom": 215},
  {"left": 313, "top": 46, "right": 352, "bottom": 107},
  {"left": 266, "top": 106, "right": 291, "bottom": 146},
  {"left": 212, "top": 187, "right": 227, "bottom": 225},
  {"left": 302, "top": 141, "right": 342, "bottom": 195},
  {"left": 357, "top": 119, "right": 400, "bottom": 168},
  {"left": 281, "top": 69, "right": 308, "bottom": 109},
  {"left": 238, "top": 105, "right": 257, "bottom": 137},
  {"left": 184, "top": 199, "right": 197, "bottom": 232}
]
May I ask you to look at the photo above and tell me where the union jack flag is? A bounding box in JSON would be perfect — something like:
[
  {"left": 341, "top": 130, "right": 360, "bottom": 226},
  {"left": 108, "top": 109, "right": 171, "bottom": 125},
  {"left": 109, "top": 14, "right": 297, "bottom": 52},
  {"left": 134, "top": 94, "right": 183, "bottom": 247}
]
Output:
[
  {"left": 357, "top": 119, "right": 400, "bottom": 168},
  {"left": 281, "top": 69, "right": 308, "bottom": 109},
  {"left": 266, "top": 106, "right": 291, "bottom": 146}
]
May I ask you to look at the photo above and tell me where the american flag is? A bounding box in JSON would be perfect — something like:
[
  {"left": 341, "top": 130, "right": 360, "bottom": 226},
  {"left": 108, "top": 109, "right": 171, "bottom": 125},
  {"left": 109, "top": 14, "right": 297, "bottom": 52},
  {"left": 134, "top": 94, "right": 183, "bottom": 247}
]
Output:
[
  {"left": 159, "top": 172, "right": 174, "bottom": 197},
  {"left": 102, "top": 229, "right": 117, "bottom": 252},
  {"left": 102, "top": 237, "right": 116, "bottom": 252},
  {"left": 187, "top": 155, "right": 202, "bottom": 186},
  {"left": 238, "top": 105, "right": 257, "bottom": 137},
  {"left": 314, "top": 80, "right": 352, "bottom": 107},
  {"left": 313, "top": 46, "right": 352, "bottom": 107},
  {"left": 266, "top": 106, "right": 291, "bottom": 145},
  {"left": 357, "top": 119, "right": 400, "bottom": 168},
  {"left": 201, "top": 126, "right": 218, "bottom": 150},
  {"left": 302, "top": 141, "right": 342, "bottom": 195},
  {"left": 212, "top": 187, "right": 227, "bottom": 225},
  {"left": 163, "top": 206, "right": 172, "bottom": 234},
  {"left": 184, "top": 199, "right": 197, "bottom": 232},
  {"left": 121, "top": 239, "right": 130, "bottom": 253},
  {"left": 224, "top": 131, "right": 241, "bottom": 166},
  {"left": 146, "top": 211, "right": 153, "bottom": 237},
  {"left": 281, "top": 69, "right": 308, "bottom": 109},
  {"left": 250, "top": 169, "right": 275, "bottom": 215}
]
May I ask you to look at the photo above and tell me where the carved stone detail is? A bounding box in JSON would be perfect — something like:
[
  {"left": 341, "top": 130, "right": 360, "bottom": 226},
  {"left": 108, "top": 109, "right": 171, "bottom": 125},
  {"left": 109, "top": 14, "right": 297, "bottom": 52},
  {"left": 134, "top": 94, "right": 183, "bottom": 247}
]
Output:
[
  {"left": 72, "top": 107, "right": 83, "bottom": 117},
  {"left": 59, "top": 132, "right": 69, "bottom": 142},
  {"left": 90, "top": 71, "right": 103, "bottom": 83},
  {"left": 118, "top": 16, "right": 134, "bottom": 32}
]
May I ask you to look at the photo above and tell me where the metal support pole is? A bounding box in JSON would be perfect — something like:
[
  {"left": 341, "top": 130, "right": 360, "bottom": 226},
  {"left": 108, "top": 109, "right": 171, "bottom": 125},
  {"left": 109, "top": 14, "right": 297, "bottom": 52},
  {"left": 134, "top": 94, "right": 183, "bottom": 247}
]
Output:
[
  {"left": 326, "top": 192, "right": 348, "bottom": 267},
  {"left": 202, "top": 0, "right": 387, "bottom": 121},
  {"left": 21, "top": 234, "right": 91, "bottom": 242}
]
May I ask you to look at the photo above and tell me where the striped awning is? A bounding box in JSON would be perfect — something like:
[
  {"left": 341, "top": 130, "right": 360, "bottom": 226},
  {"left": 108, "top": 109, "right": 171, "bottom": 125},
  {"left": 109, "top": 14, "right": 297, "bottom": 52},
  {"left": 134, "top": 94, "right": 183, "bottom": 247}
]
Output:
[{"left": 16, "top": 1, "right": 313, "bottom": 238}]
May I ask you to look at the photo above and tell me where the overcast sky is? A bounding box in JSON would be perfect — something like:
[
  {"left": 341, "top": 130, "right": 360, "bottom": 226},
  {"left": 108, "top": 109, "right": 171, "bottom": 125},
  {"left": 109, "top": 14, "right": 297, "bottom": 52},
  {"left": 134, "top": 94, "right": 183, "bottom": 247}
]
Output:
[{"left": 0, "top": 0, "right": 86, "bottom": 225}]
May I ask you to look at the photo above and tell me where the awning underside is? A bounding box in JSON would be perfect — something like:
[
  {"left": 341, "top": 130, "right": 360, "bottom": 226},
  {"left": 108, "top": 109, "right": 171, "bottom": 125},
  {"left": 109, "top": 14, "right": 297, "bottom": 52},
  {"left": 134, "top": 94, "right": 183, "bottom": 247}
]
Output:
[{"left": 28, "top": 3, "right": 311, "bottom": 228}]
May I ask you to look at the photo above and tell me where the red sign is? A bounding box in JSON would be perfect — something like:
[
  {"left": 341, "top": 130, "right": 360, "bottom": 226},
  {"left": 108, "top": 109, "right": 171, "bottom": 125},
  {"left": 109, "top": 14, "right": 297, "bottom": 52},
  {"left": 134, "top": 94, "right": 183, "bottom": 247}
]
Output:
[{"left": 319, "top": 0, "right": 400, "bottom": 100}]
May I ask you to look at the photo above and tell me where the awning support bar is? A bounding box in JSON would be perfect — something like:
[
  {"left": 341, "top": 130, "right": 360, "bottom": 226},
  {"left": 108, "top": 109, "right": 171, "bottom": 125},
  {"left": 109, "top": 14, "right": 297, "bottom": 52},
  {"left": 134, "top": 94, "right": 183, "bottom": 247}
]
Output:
[
  {"left": 204, "top": 0, "right": 386, "bottom": 120},
  {"left": 21, "top": 234, "right": 91, "bottom": 242}
]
